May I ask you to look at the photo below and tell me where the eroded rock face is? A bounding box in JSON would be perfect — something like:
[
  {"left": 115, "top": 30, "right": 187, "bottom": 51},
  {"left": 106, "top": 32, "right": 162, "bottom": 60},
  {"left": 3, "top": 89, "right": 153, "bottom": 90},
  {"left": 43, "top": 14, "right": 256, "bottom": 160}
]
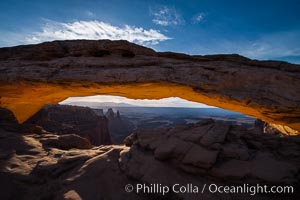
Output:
[
  {"left": 25, "top": 104, "right": 111, "bottom": 145},
  {"left": 0, "top": 118, "right": 299, "bottom": 200},
  {"left": 105, "top": 108, "right": 135, "bottom": 143},
  {"left": 0, "top": 40, "right": 299, "bottom": 134}
]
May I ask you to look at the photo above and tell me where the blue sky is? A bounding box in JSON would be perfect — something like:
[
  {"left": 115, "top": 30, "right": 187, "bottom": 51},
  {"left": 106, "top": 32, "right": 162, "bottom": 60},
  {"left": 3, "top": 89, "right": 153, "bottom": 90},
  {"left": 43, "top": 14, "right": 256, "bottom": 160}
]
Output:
[{"left": 1, "top": 0, "right": 300, "bottom": 63}]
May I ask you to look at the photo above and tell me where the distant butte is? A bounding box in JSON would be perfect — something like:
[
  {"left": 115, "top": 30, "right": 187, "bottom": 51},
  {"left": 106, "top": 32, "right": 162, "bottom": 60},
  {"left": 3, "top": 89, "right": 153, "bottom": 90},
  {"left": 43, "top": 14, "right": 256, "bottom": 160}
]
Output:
[{"left": 0, "top": 40, "right": 299, "bottom": 134}]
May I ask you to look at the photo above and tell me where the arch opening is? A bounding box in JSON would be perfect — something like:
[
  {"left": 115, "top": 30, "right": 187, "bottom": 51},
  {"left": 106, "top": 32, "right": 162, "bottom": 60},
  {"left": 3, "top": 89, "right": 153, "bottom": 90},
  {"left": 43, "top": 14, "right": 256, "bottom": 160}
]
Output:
[
  {"left": 56, "top": 95, "right": 257, "bottom": 143},
  {"left": 0, "top": 81, "right": 298, "bottom": 135}
]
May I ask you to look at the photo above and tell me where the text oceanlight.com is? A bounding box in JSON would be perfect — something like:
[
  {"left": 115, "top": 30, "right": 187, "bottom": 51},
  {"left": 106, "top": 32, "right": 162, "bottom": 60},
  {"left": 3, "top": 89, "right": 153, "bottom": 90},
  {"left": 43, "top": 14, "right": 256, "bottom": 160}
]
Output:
[{"left": 124, "top": 183, "right": 294, "bottom": 196}]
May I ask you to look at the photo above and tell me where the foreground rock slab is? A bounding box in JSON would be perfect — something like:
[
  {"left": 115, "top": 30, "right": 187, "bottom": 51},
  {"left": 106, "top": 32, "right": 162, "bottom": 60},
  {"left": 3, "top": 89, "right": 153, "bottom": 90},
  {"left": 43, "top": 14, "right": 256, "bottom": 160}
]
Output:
[{"left": 1, "top": 117, "right": 299, "bottom": 200}]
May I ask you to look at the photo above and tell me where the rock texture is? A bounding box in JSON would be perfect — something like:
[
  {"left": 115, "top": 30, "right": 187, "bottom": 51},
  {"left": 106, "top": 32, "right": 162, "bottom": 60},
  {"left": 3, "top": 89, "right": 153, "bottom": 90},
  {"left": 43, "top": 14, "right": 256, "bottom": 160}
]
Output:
[
  {"left": 1, "top": 117, "right": 299, "bottom": 200},
  {"left": 25, "top": 104, "right": 111, "bottom": 145},
  {"left": 124, "top": 119, "right": 300, "bottom": 184},
  {"left": 0, "top": 40, "right": 299, "bottom": 134}
]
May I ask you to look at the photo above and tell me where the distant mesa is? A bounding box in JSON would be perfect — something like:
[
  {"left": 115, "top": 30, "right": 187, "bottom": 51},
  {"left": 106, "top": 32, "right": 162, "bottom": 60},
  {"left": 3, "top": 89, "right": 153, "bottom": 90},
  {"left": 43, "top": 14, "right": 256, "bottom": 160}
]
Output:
[{"left": 62, "top": 101, "right": 137, "bottom": 108}]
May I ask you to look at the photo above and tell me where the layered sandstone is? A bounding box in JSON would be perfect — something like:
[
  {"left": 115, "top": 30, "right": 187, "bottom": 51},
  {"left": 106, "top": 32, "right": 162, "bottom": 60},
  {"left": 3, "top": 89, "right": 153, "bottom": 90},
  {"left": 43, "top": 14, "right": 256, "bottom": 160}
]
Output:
[
  {"left": 25, "top": 104, "right": 111, "bottom": 145},
  {"left": 0, "top": 40, "right": 299, "bottom": 133}
]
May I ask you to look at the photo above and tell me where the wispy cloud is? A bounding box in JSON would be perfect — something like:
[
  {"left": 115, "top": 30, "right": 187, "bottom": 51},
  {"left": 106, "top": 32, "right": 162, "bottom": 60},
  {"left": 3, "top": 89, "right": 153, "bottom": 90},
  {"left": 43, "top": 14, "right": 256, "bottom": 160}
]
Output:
[
  {"left": 85, "top": 10, "right": 96, "bottom": 18},
  {"left": 239, "top": 31, "right": 300, "bottom": 60},
  {"left": 150, "top": 6, "right": 184, "bottom": 26},
  {"left": 188, "top": 30, "right": 300, "bottom": 63},
  {"left": 191, "top": 12, "right": 205, "bottom": 24},
  {"left": 25, "top": 20, "right": 170, "bottom": 45}
]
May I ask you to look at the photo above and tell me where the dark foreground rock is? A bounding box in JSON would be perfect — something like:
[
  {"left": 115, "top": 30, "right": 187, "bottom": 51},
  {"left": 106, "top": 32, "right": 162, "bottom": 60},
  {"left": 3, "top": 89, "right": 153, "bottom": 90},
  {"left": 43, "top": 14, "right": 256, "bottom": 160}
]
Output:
[
  {"left": 124, "top": 119, "right": 300, "bottom": 184},
  {"left": 0, "top": 118, "right": 299, "bottom": 200}
]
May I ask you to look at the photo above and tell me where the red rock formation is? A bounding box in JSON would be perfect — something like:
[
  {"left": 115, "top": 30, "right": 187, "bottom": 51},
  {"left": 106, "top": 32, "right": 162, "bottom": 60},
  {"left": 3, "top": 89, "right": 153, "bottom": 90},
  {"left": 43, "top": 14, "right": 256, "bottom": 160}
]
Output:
[
  {"left": 1, "top": 40, "right": 299, "bottom": 199},
  {"left": 25, "top": 104, "right": 111, "bottom": 145},
  {"left": 105, "top": 108, "right": 135, "bottom": 143},
  {"left": 0, "top": 40, "right": 299, "bottom": 134}
]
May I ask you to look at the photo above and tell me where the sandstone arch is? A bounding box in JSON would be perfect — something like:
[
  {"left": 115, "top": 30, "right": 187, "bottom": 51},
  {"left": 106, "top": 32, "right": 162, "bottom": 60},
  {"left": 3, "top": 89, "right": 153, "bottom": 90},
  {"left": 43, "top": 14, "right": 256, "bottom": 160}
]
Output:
[{"left": 0, "top": 40, "right": 300, "bottom": 134}]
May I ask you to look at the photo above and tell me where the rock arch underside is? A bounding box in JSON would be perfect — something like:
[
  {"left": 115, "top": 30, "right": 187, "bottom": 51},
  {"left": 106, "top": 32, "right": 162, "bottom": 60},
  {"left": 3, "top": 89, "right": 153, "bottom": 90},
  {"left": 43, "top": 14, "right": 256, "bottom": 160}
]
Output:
[{"left": 0, "top": 40, "right": 299, "bottom": 134}]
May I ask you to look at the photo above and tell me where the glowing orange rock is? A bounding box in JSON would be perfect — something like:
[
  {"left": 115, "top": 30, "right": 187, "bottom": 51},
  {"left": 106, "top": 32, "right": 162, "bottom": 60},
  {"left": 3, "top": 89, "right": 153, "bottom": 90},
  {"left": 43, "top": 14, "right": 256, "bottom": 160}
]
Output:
[{"left": 0, "top": 40, "right": 299, "bottom": 134}]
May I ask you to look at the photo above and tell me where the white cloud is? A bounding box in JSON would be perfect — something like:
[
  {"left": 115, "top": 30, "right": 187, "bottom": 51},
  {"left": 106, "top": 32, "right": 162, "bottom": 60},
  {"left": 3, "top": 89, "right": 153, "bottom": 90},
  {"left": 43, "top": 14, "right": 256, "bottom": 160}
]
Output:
[
  {"left": 150, "top": 6, "right": 184, "bottom": 26},
  {"left": 26, "top": 20, "right": 170, "bottom": 45},
  {"left": 192, "top": 13, "right": 205, "bottom": 24}
]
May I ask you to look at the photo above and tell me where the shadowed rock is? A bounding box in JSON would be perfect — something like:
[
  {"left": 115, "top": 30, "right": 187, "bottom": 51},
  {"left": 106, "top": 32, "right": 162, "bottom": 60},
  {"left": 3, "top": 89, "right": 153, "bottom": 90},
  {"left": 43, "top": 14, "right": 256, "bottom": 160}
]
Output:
[
  {"left": 0, "top": 40, "right": 299, "bottom": 134},
  {"left": 0, "top": 118, "right": 299, "bottom": 199},
  {"left": 25, "top": 104, "right": 111, "bottom": 145},
  {"left": 105, "top": 108, "right": 135, "bottom": 143},
  {"left": 40, "top": 134, "right": 93, "bottom": 150}
]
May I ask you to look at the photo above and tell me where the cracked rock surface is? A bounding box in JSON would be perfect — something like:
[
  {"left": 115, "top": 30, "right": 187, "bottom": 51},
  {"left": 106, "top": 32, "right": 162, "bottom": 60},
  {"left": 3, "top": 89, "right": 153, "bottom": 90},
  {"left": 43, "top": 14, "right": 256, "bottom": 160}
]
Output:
[{"left": 1, "top": 114, "right": 299, "bottom": 200}]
